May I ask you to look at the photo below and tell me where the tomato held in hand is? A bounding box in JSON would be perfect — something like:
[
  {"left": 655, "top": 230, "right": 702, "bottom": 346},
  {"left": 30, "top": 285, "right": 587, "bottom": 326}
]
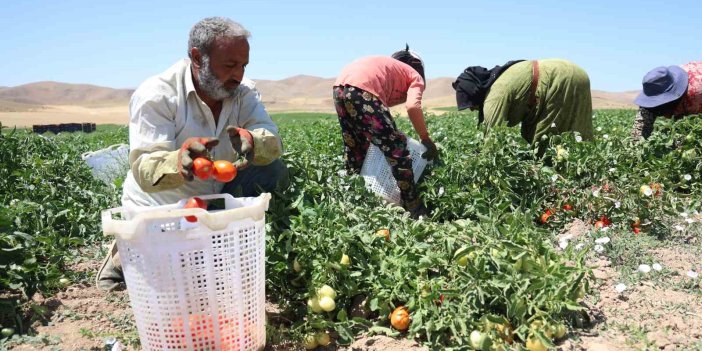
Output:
[
  {"left": 192, "top": 157, "right": 213, "bottom": 180},
  {"left": 390, "top": 306, "right": 410, "bottom": 331},
  {"left": 213, "top": 160, "right": 237, "bottom": 182},
  {"left": 183, "top": 197, "right": 207, "bottom": 222}
]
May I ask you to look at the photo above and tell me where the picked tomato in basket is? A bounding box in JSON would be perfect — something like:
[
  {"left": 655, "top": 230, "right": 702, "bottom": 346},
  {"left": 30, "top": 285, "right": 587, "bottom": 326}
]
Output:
[
  {"left": 169, "top": 314, "right": 254, "bottom": 350},
  {"left": 192, "top": 157, "right": 238, "bottom": 182},
  {"left": 183, "top": 197, "right": 207, "bottom": 222}
]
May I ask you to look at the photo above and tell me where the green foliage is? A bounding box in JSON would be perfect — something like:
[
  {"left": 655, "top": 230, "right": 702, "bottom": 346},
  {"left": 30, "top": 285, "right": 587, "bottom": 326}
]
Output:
[
  {"left": 2, "top": 111, "right": 701, "bottom": 349},
  {"left": 0, "top": 128, "right": 124, "bottom": 299},
  {"left": 265, "top": 110, "right": 702, "bottom": 349}
]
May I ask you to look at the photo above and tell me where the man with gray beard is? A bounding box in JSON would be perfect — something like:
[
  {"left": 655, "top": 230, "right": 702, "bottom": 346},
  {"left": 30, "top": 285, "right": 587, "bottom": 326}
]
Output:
[{"left": 97, "top": 17, "right": 287, "bottom": 291}]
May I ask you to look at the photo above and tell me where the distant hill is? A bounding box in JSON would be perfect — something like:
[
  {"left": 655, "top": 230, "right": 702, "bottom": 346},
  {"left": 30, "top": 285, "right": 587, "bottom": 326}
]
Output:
[
  {"left": 254, "top": 76, "right": 637, "bottom": 112},
  {"left": 0, "top": 77, "right": 638, "bottom": 127},
  {"left": 0, "top": 81, "right": 133, "bottom": 107}
]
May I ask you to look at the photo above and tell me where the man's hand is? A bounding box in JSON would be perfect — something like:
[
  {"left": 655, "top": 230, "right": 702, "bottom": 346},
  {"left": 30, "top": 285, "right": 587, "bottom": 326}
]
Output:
[
  {"left": 421, "top": 138, "right": 438, "bottom": 161},
  {"left": 226, "top": 126, "right": 254, "bottom": 169},
  {"left": 178, "top": 137, "right": 219, "bottom": 181}
]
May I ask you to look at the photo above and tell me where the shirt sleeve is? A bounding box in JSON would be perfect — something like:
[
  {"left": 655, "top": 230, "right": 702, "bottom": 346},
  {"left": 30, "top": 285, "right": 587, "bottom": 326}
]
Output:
[
  {"left": 482, "top": 90, "right": 512, "bottom": 132},
  {"left": 405, "top": 74, "right": 429, "bottom": 140},
  {"left": 236, "top": 86, "right": 284, "bottom": 166},
  {"left": 128, "top": 90, "right": 184, "bottom": 192}
]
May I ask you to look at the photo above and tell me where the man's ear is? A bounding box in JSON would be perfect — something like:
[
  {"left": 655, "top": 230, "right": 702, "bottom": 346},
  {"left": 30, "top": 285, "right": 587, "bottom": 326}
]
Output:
[{"left": 190, "top": 47, "right": 202, "bottom": 68}]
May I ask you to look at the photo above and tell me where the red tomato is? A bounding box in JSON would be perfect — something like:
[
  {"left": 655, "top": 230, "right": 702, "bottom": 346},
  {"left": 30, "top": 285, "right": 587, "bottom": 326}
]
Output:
[
  {"left": 540, "top": 209, "right": 554, "bottom": 224},
  {"left": 632, "top": 227, "right": 641, "bottom": 234},
  {"left": 650, "top": 183, "right": 663, "bottom": 196},
  {"left": 594, "top": 220, "right": 605, "bottom": 229},
  {"left": 562, "top": 204, "right": 573, "bottom": 211},
  {"left": 631, "top": 218, "right": 641, "bottom": 228},
  {"left": 192, "top": 157, "right": 213, "bottom": 180},
  {"left": 540, "top": 213, "right": 551, "bottom": 224},
  {"left": 184, "top": 197, "right": 207, "bottom": 222},
  {"left": 390, "top": 306, "right": 410, "bottom": 331},
  {"left": 213, "top": 160, "right": 237, "bottom": 183}
]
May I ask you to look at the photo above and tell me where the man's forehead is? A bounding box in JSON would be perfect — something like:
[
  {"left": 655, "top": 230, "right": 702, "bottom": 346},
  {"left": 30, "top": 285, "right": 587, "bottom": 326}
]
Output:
[{"left": 212, "top": 36, "right": 249, "bottom": 51}]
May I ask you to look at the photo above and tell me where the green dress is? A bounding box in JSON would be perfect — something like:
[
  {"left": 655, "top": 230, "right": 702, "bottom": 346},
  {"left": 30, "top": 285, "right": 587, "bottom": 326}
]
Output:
[{"left": 482, "top": 59, "right": 593, "bottom": 143}]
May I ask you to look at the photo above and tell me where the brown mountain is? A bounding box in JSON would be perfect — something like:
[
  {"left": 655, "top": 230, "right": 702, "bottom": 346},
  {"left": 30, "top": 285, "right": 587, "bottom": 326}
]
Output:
[
  {"left": 256, "top": 76, "right": 638, "bottom": 112},
  {"left": 0, "top": 81, "right": 133, "bottom": 106},
  {"left": 0, "top": 77, "right": 638, "bottom": 127}
]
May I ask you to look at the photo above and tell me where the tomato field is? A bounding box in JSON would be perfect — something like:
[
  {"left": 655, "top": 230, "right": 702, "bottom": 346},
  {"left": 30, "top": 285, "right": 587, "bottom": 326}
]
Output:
[{"left": 1, "top": 110, "right": 701, "bottom": 350}]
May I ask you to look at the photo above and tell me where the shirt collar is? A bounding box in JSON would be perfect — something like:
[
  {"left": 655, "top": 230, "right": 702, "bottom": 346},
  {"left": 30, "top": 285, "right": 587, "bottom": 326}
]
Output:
[{"left": 184, "top": 60, "right": 197, "bottom": 98}]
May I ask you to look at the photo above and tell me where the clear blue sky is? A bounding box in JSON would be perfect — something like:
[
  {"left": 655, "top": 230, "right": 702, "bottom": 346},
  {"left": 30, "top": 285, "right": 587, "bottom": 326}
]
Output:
[{"left": 1, "top": 0, "right": 699, "bottom": 91}]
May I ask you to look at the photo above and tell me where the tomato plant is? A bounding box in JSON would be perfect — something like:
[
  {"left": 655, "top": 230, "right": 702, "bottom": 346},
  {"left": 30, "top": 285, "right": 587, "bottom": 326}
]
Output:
[{"left": 4, "top": 111, "right": 702, "bottom": 347}]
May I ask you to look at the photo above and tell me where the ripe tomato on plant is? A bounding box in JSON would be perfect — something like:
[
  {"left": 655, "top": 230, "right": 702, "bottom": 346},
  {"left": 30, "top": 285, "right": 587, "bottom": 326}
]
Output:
[
  {"left": 183, "top": 197, "right": 207, "bottom": 222},
  {"left": 390, "top": 306, "right": 410, "bottom": 331},
  {"left": 631, "top": 218, "right": 641, "bottom": 228},
  {"left": 562, "top": 204, "right": 573, "bottom": 211},
  {"left": 594, "top": 215, "right": 612, "bottom": 229},
  {"left": 539, "top": 208, "right": 555, "bottom": 224},
  {"left": 212, "top": 160, "right": 237, "bottom": 182},
  {"left": 192, "top": 157, "right": 213, "bottom": 180},
  {"left": 376, "top": 229, "right": 390, "bottom": 241},
  {"left": 650, "top": 183, "right": 663, "bottom": 196}
]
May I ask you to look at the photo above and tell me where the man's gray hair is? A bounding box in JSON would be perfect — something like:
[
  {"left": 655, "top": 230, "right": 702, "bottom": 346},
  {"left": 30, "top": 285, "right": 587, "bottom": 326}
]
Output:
[{"left": 188, "top": 17, "right": 251, "bottom": 58}]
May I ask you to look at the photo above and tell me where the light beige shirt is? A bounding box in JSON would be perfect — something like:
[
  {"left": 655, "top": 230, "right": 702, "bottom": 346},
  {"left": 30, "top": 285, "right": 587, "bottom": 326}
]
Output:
[{"left": 122, "top": 59, "right": 282, "bottom": 207}]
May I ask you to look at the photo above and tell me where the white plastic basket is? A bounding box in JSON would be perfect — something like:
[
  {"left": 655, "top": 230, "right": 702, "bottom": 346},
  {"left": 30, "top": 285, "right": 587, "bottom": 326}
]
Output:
[
  {"left": 360, "top": 138, "right": 428, "bottom": 205},
  {"left": 102, "top": 193, "right": 270, "bottom": 351},
  {"left": 82, "top": 144, "right": 130, "bottom": 185}
]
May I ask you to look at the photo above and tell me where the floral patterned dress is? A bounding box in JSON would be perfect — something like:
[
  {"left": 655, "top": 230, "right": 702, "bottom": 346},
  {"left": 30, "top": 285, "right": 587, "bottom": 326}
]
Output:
[{"left": 332, "top": 85, "right": 420, "bottom": 210}]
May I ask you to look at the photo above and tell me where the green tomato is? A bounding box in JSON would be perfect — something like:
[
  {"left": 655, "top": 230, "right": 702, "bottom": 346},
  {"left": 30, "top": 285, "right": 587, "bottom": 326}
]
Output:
[
  {"left": 293, "top": 259, "right": 302, "bottom": 273},
  {"left": 490, "top": 248, "right": 502, "bottom": 259},
  {"left": 525, "top": 334, "right": 547, "bottom": 351},
  {"left": 1, "top": 327, "right": 14, "bottom": 338},
  {"left": 315, "top": 332, "right": 331, "bottom": 346},
  {"left": 420, "top": 285, "right": 431, "bottom": 298},
  {"left": 457, "top": 255, "right": 469, "bottom": 267},
  {"left": 59, "top": 278, "right": 70, "bottom": 285},
  {"left": 340, "top": 254, "right": 351, "bottom": 266},
  {"left": 469, "top": 330, "right": 492, "bottom": 350},
  {"left": 318, "top": 296, "right": 336, "bottom": 312},
  {"left": 303, "top": 334, "right": 318, "bottom": 350},
  {"left": 317, "top": 285, "right": 336, "bottom": 299},
  {"left": 307, "top": 297, "right": 322, "bottom": 313},
  {"left": 552, "top": 323, "right": 567, "bottom": 339},
  {"left": 682, "top": 149, "right": 698, "bottom": 161}
]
